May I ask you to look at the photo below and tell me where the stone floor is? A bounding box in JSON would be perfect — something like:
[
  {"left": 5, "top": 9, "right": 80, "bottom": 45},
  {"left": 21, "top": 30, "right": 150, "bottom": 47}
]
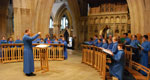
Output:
[{"left": 0, "top": 50, "right": 101, "bottom": 80}]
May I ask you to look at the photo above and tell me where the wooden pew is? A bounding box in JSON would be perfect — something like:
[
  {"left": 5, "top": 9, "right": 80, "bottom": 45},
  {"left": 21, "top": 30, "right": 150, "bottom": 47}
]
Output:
[
  {"left": 124, "top": 45, "right": 150, "bottom": 80},
  {"left": 82, "top": 45, "right": 107, "bottom": 80},
  {"left": 124, "top": 45, "right": 132, "bottom": 68},
  {"left": 125, "top": 61, "right": 150, "bottom": 80},
  {"left": 82, "top": 45, "right": 94, "bottom": 66},
  {"left": 0, "top": 43, "right": 65, "bottom": 63}
]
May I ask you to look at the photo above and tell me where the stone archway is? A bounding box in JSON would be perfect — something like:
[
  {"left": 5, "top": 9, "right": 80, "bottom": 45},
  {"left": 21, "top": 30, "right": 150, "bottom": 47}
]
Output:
[{"left": 53, "top": 3, "right": 73, "bottom": 37}]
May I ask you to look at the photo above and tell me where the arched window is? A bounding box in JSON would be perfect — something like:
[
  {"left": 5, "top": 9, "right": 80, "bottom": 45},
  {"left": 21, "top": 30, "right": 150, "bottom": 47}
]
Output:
[
  {"left": 61, "top": 15, "right": 69, "bottom": 29},
  {"left": 49, "top": 17, "right": 54, "bottom": 28}
]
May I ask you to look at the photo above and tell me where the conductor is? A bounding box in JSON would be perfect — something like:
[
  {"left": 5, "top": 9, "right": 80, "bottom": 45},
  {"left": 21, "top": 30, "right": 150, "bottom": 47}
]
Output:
[{"left": 23, "top": 29, "right": 41, "bottom": 76}]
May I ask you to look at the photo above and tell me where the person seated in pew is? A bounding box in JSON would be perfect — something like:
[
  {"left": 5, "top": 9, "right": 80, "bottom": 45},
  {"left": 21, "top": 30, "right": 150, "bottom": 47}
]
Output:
[
  {"left": 15, "top": 36, "right": 23, "bottom": 44},
  {"left": 123, "top": 33, "right": 131, "bottom": 45},
  {"left": 130, "top": 35, "right": 140, "bottom": 63},
  {"left": 0, "top": 36, "right": 7, "bottom": 44},
  {"left": 53, "top": 38, "right": 59, "bottom": 44},
  {"left": 95, "top": 39, "right": 103, "bottom": 47},
  {"left": 108, "top": 43, "right": 125, "bottom": 80},
  {"left": 107, "top": 39, "right": 113, "bottom": 50},
  {"left": 99, "top": 35, "right": 103, "bottom": 41},
  {"left": 93, "top": 35, "right": 98, "bottom": 46},
  {"left": 40, "top": 38, "right": 44, "bottom": 44},
  {"left": 44, "top": 34, "right": 49, "bottom": 43},
  {"left": 46, "top": 37, "right": 51, "bottom": 44},
  {"left": 88, "top": 37, "right": 94, "bottom": 45},
  {"left": 61, "top": 37, "right": 68, "bottom": 60},
  {"left": 58, "top": 35, "right": 63, "bottom": 42},
  {"left": 8, "top": 37, "right": 15, "bottom": 48},
  {"left": 101, "top": 39, "right": 108, "bottom": 49},
  {"left": 140, "top": 35, "right": 150, "bottom": 75}
]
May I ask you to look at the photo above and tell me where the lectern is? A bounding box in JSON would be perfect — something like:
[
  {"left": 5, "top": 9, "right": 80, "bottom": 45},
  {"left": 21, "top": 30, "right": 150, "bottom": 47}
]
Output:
[{"left": 35, "top": 44, "right": 49, "bottom": 73}]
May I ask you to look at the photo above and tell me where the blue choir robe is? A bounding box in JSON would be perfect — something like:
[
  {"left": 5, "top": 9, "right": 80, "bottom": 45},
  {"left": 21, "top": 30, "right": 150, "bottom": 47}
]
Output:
[
  {"left": 15, "top": 40, "right": 23, "bottom": 44},
  {"left": 125, "top": 37, "right": 131, "bottom": 45},
  {"left": 111, "top": 42, "right": 118, "bottom": 54},
  {"left": 8, "top": 41, "right": 14, "bottom": 44},
  {"left": 40, "top": 41, "right": 44, "bottom": 44},
  {"left": 61, "top": 41, "right": 68, "bottom": 59},
  {"left": 8, "top": 41, "right": 15, "bottom": 48},
  {"left": 44, "top": 38, "right": 48, "bottom": 43},
  {"left": 130, "top": 39, "right": 140, "bottom": 48},
  {"left": 23, "top": 34, "right": 39, "bottom": 74},
  {"left": 109, "top": 50, "right": 125, "bottom": 80},
  {"left": 35, "top": 38, "right": 40, "bottom": 43},
  {"left": 93, "top": 39, "right": 98, "bottom": 46},
  {"left": 88, "top": 41, "right": 94, "bottom": 45},
  {"left": 15, "top": 40, "right": 23, "bottom": 47},
  {"left": 107, "top": 43, "right": 113, "bottom": 50},
  {"left": 58, "top": 39, "right": 63, "bottom": 42},
  {"left": 0, "top": 40, "right": 7, "bottom": 44},
  {"left": 102, "top": 43, "right": 108, "bottom": 49},
  {"left": 140, "top": 41, "right": 149, "bottom": 75},
  {"left": 130, "top": 39, "right": 140, "bottom": 62},
  {"left": 95, "top": 42, "right": 103, "bottom": 47}
]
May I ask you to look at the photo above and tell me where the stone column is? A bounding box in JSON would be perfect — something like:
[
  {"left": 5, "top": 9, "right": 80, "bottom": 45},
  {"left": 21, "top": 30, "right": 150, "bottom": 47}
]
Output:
[{"left": 53, "top": 24, "right": 60, "bottom": 38}]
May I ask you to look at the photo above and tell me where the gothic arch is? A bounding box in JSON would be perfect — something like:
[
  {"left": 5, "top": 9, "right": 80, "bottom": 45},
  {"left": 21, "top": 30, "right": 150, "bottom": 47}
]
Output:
[{"left": 53, "top": 3, "right": 72, "bottom": 28}]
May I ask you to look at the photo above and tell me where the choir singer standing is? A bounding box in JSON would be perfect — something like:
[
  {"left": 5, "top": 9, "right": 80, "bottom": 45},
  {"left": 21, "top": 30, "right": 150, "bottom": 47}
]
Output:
[{"left": 23, "top": 29, "right": 41, "bottom": 76}]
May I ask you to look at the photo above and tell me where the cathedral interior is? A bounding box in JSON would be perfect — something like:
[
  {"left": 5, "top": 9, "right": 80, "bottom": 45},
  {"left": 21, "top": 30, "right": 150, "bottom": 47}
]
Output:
[{"left": 0, "top": 0, "right": 150, "bottom": 80}]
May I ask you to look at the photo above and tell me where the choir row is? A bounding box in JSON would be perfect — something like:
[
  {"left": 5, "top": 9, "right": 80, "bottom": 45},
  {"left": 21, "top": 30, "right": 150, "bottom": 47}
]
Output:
[{"left": 84, "top": 33, "right": 150, "bottom": 80}]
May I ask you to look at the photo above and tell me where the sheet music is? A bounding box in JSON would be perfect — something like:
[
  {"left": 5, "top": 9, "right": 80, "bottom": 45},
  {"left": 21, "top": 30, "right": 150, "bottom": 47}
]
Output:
[
  {"left": 36, "top": 44, "right": 49, "bottom": 48},
  {"left": 137, "top": 44, "right": 144, "bottom": 49},
  {"left": 102, "top": 49, "right": 112, "bottom": 55}
]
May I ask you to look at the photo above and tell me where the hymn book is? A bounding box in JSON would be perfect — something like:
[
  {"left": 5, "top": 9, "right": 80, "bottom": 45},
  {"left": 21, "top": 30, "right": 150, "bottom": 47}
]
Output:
[{"left": 102, "top": 49, "right": 113, "bottom": 55}]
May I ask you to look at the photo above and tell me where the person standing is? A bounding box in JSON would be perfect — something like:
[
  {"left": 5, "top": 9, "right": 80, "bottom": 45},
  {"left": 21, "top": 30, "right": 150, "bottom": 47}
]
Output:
[
  {"left": 23, "top": 29, "right": 41, "bottom": 76},
  {"left": 140, "top": 35, "right": 149, "bottom": 75}
]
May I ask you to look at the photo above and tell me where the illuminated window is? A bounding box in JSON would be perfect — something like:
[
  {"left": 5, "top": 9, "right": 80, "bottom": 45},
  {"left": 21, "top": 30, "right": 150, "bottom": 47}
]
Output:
[
  {"left": 61, "top": 15, "right": 69, "bottom": 29},
  {"left": 49, "top": 17, "right": 54, "bottom": 28}
]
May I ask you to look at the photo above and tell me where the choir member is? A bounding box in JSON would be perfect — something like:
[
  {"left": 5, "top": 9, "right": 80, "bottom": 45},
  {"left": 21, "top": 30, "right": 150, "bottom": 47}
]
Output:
[
  {"left": 130, "top": 35, "right": 140, "bottom": 62},
  {"left": 95, "top": 39, "right": 103, "bottom": 47},
  {"left": 8, "top": 37, "right": 14, "bottom": 44},
  {"left": 111, "top": 37, "right": 118, "bottom": 54},
  {"left": 140, "top": 35, "right": 150, "bottom": 75},
  {"left": 40, "top": 38, "right": 44, "bottom": 44},
  {"left": 0, "top": 36, "right": 7, "bottom": 44},
  {"left": 93, "top": 35, "right": 98, "bottom": 46},
  {"left": 88, "top": 37, "right": 94, "bottom": 45},
  {"left": 46, "top": 37, "right": 51, "bottom": 44},
  {"left": 109, "top": 43, "right": 125, "bottom": 80},
  {"left": 23, "top": 29, "right": 41, "bottom": 76},
  {"left": 101, "top": 39, "right": 108, "bottom": 49},
  {"left": 123, "top": 33, "right": 131, "bottom": 45},
  {"left": 61, "top": 37, "right": 68, "bottom": 59},
  {"left": 58, "top": 35, "right": 63, "bottom": 42},
  {"left": 15, "top": 36, "right": 23, "bottom": 43},
  {"left": 44, "top": 34, "right": 49, "bottom": 43},
  {"left": 99, "top": 35, "right": 103, "bottom": 41},
  {"left": 54, "top": 38, "right": 59, "bottom": 44},
  {"left": 107, "top": 39, "right": 113, "bottom": 50}
]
